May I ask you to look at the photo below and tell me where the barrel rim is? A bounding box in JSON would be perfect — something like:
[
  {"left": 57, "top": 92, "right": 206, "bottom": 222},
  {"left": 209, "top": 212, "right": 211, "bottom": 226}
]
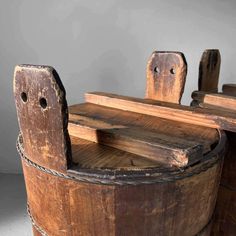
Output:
[
  {"left": 69, "top": 129, "right": 226, "bottom": 171},
  {"left": 17, "top": 130, "right": 226, "bottom": 185}
]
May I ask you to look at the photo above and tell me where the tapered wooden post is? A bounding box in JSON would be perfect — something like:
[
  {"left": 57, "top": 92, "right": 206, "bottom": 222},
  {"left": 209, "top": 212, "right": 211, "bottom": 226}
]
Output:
[
  {"left": 198, "top": 49, "right": 221, "bottom": 92},
  {"left": 146, "top": 51, "right": 187, "bottom": 104},
  {"left": 14, "top": 65, "right": 72, "bottom": 172}
]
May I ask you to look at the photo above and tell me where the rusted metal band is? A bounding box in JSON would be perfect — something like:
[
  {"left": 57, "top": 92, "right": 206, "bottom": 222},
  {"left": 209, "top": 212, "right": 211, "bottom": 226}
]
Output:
[
  {"left": 17, "top": 132, "right": 224, "bottom": 186},
  {"left": 27, "top": 203, "right": 48, "bottom": 236}
]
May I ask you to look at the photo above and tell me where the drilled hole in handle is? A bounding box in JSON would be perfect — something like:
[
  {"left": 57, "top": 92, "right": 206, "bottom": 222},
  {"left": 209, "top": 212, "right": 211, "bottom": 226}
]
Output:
[
  {"left": 21, "top": 92, "right": 27, "bottom": 103},
  {"left": 170, "top": 68, "right": 176, "bottom": 74},
  {"left": 39, "top": 97, "right": 47, "bottom": 109},
  {"left": 154, "top": 67, "right": 160, "bottom": 74}
]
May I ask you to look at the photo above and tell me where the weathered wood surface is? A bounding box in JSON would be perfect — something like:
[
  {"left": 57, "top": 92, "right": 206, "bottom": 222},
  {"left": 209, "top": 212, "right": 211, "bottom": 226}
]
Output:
[
  {"left": 222, "top": 84, "right": 236, "bottom": 96},
  {"left": 192, "top": 91, "right": 236, "bottom": 111},
  {"left": 69, "top": 103, "right": 218, "bottom": 147},
  {"left": 70, "top": 135, "right": 161, "bottom": 170},
  {"left": 14, "top": 63, "right": 225, "bottom": 236},
  {"left": 198, "top": 49, "right": 221, "bottom": 92},
  {"left": 69, "top": 103, "right": 218, "bottom": 169},
  {"left": 191, "top": 50, "right": 236, "bottom": 235},
  {"left": 211, "top": 176, "right": 236, "bottom": 235},
  {"left": 22, "top": 149, "right": 223, "bottom": 236},
  {"left": 197, "top": 220, "right": 213, "bottom": 236},
  {"left": 206, "top": 107, "right": 236, "bottom": 235},
  {"left": 69, "top": 114, "right": 203, "bottom": 168},
  {"left": 85, "top": 92, "right": 236, "bottom": 132},
  {"left": 14, "top": 65, "right": 71, "bottom": 172},
  {"left": 146, "top": 51, "right": 187, "bottom": 104}
]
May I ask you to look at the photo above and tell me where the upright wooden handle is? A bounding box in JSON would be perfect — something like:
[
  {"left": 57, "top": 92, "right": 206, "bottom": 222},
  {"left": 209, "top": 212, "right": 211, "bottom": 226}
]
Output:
[
  {"left": 146, "top": 51, "right": 187, "bottom": 104},
  {"left": 198, "top": 49, "right": 221, "bottom": 92},
  {"left": 14, "top": 65, "right": 72, "bottom": 172}
]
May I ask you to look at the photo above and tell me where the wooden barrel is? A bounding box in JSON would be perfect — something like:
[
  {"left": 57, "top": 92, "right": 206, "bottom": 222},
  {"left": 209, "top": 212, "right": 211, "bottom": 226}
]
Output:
[
  {"left": 191, "top": 49, "right": 236, "bottom": 235},
  {"left": 213, "top": 132, "right": 236, "bottom": 234},
  {"left": 14, "top": 62, "right": 227, "bottom": 236}
]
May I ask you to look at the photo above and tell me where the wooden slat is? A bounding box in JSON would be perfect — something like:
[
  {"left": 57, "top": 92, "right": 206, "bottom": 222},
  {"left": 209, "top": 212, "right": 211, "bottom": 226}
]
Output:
[
  {"left": 198, "top": 49, "right": 221, "bottom": 92},
  {"left": 68, "top": 114, "right": 203, "bottom": 167},
  {"left": 146, "top": 51, "right": 187, "bottom": 104},
  {"left": 192, "top": 91, "right": 236, "bottom": 111},
  {"left": 69, "top": 103, "right": 218, "bottom": 153},
  {"left": 70, "top": 136, "right": 162, "bottom": 170},
  {"left": 85, "top": 92, "right": 236, "bottom": 132},
  {"left": 222, "top": 84, "right": 236, "bottom": 96}
]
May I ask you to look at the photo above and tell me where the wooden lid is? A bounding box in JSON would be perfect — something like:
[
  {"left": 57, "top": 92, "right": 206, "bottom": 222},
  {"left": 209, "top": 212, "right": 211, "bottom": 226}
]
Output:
[
  {"left": 69, "top": 102, "right": 219, "bottom": 171},
  {"left": 68, "top": 51, "right": 224, "bottom": 172},
  {"left": 14, "top": 51, "right": 231, "bottom": 175}
]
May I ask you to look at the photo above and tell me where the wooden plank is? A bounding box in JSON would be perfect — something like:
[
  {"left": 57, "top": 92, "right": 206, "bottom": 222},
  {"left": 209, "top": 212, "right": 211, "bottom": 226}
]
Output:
[
  {"left": 192, "top": 91, "right": 236, "bottom": 111},
  {"left": 70, "top": 136, "right": 163, "bottom": 169},
  {"left": 68, "top": 114, "right": 203, "bottom": 167},
  {"left": 198, "top": 49, "right": 221, "bottom": 92},
  {"left": 222, "top": 84, "right": 236, "bottom": 96},
  {"left": 146, "top": 51, "right": 187, "bottom": 104},
  {"left": 69, "top": 103, "right": 218, "bottom": 154},
  {"left": 85, "top": 92, "right": 236, "bottom": 132}
]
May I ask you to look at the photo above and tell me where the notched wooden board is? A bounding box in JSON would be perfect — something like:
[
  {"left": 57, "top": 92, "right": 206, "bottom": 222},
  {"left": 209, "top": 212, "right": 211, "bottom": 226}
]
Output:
[{"left": 68, "top": 107, "right": 208, "bottom": 168}]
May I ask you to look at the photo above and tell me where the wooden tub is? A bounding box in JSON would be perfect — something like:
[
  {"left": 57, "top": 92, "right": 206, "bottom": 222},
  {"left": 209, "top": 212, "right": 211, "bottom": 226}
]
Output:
[
  {"left": 14, "top": 63, "right": 228, "bottom": 236},
  {"left": 192, "top": 49, "right": 236, "bottom": 235}
]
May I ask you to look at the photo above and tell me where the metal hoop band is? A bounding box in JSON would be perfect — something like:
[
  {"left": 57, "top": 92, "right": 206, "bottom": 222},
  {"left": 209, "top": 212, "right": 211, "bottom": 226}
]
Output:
[{"left": 16, "top": 132, "right": 225, "bottom": 186}]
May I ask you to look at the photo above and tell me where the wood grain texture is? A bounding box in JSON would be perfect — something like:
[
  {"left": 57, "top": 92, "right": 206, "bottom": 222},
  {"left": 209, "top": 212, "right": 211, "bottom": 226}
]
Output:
[
  {"left": 192, "top": 91, "right": 236, "bottom": 111},
  {"left": 222, "top": 84, "right": 236, "bottom": 96},
  {"left": 198, "top": 49, "right": 221, "bottom": 92},
  {"left": 85, "top": 92, "right": 236, "bottom": 132},
  {"left": 220, "top": 132, "right": 236, "bottom": 189},
  {"left": 14, "top": 65, "right": 72, "bottom": 172},
  {"left": 211, "top": 132, "right": 236, "bottom": 235},
  {"left": 69, "top": 115, "right": 203, "bottom": 168},
  {"left": 13, "top": 63, "right": 226, "bottom": 236},
  {"left": 69, "top": 103, "right": 218, "bottom": 157},
  {"left": 146, "top": 51, "right": 187, "bottom": 104},
  {"left": 70, "top": 135, "right": 162, "bottom": 170},
  {"left": 211, "top": 185, "right": 236, "bottom": 235},
  {"left": 197, "top": 220, "right": 213, "bottom": 236},
  {"left": 22, "top": 149, "right": 224, "bottom": 236},
  {"left": 69, "top": 103, "right": 218, "bottom": 145},
  {"left": 191, "top": 53, "right": 236, "bottom": 235},
  {"left": 68, "top": 103, "right": 218, "bottom": 171}
]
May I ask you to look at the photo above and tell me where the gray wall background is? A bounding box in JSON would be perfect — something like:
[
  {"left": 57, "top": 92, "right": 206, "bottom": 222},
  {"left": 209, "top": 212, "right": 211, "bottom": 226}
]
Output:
[{"left": 0, "top": 0, "right": 236, "bottom": 173}]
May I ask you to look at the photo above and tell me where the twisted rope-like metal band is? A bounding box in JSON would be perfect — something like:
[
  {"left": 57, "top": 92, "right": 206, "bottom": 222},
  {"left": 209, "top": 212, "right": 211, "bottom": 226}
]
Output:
[
  {"left": 27, "top": 203, "right": 48, "bottom": 236},
  {"left": 16, "top": 133, "right": 223, "bottom": 186}
]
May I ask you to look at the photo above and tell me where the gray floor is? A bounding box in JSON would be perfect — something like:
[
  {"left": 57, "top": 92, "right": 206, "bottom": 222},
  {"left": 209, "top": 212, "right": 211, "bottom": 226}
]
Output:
[{"left": 0, "top": 173, "right": 32, "bottom": 236}]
